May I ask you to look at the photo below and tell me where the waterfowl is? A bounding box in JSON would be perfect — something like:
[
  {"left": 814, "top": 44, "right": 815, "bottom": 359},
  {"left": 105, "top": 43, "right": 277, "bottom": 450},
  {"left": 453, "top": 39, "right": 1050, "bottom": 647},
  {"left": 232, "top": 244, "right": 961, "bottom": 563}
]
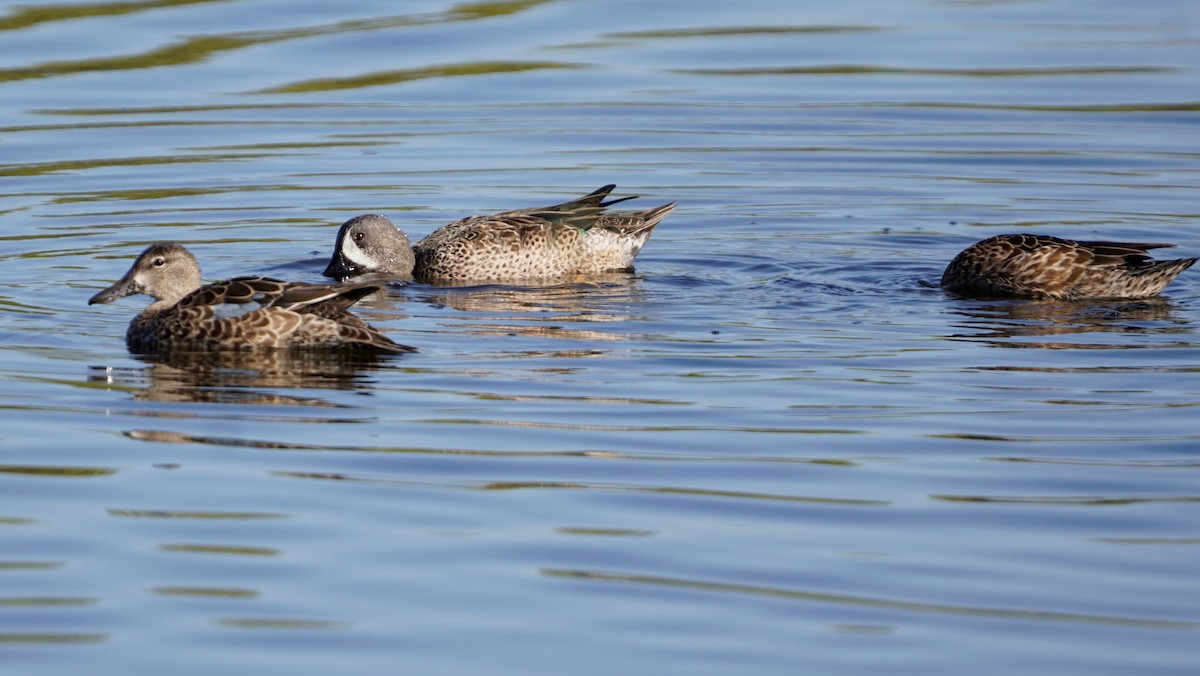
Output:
[
  {"left": 323, "top": 184, "right": 676, "bottom": 283},
  {"left": 88, "top": 243, "right": 414, "bottom": 353},
  {"left": 941, "top": 234, "right": 1196, "bottom": 300}
]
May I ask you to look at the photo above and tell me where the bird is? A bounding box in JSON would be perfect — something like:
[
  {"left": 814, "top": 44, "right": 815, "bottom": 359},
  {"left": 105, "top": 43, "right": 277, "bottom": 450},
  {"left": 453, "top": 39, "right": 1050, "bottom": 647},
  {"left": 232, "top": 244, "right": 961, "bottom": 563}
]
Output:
[
  {"left": 322, "top": 184, "right": 675, "bottom": 283},
  {"left": 941, "top": 234, "right": 1196, "bottom": 300},
  {"left": 88, "top": 243, "right": 414, "bottom": 353}
]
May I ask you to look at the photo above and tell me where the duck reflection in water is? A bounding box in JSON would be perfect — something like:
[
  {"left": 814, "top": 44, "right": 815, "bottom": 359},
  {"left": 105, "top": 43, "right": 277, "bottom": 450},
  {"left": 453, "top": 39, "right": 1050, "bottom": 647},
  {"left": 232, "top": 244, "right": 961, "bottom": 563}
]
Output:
[
  {"left": 88, "top": 349, "right": 394, "bottom": 405},
  {"left": 945, "top": 297, "right": 1192, "bottom": 350},
  {"left": 413, "top": 273, "right": 649, "bottom": 342}
]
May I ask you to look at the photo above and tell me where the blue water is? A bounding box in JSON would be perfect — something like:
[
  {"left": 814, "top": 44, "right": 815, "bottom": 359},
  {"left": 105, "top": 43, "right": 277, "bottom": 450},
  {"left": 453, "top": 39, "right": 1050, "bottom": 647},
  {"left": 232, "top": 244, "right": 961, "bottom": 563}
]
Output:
[{"left": 1, "top": 0, "right": 1198, "bottom": 674}]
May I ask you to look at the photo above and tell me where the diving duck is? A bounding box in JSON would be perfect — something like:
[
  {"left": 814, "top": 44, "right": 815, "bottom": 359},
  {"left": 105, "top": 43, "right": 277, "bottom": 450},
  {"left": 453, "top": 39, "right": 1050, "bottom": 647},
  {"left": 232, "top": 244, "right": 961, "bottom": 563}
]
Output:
[{"left": 941, "top": 234, "right": 1196, "bottom": 299}]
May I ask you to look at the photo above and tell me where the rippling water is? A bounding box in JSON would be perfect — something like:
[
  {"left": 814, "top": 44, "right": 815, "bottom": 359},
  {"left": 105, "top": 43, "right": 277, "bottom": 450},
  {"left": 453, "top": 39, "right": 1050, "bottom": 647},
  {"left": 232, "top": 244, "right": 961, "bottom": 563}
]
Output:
[{"left": 2, "top": 0, "right": 1198, "bottom": 673}]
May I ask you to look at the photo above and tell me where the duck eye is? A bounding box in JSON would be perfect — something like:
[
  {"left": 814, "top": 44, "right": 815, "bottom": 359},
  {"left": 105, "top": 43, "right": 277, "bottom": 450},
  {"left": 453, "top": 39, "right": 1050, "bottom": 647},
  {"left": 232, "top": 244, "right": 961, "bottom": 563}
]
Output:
[
  {"left": 152, "top": 258, "right": 166, "bottom": 266},
  {"left": 353, "top": 232, "right": 365, "bottom": 243}
]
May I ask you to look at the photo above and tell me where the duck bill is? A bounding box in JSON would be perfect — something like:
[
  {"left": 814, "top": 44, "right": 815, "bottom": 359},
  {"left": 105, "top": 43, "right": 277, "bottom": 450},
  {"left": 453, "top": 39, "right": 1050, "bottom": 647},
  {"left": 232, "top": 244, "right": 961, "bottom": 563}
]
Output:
[
  {"left": 322, "top": 250, "right": 359, "bottom": 281},
  {"left": 88, "top": 271, "right": 141, "bottom": 305}
]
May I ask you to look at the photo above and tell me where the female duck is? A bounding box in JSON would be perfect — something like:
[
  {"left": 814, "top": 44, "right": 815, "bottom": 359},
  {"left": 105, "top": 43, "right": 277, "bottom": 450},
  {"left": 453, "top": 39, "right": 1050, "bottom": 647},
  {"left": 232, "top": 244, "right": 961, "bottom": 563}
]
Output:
[
  {"left": 89, "top": 243, "right": 413, "bottom": 353},
  {"left": 942, "top": 234, "right": 1196, "bottom": 299}
]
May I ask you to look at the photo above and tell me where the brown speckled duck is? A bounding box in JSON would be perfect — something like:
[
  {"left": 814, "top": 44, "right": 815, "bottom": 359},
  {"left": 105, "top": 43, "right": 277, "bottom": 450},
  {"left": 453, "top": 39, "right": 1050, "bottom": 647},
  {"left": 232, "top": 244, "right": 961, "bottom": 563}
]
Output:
[
  {"left": 322, "top": 184, "right": 675, "bottom": 283},
  {"left": 88, "top": 243, "right": 414, "bottom": 353},
  {"left": 941, "top": 234, "right": 1196, "bottom": 299}
]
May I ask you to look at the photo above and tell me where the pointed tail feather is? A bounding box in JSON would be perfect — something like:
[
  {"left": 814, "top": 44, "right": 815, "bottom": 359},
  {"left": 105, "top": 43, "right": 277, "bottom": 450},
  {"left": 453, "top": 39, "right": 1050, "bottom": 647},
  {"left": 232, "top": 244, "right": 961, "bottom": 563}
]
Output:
[
  {"left": 1135, "top": 257, "right": 1197, "bottom": 278},
  {"left": 636, "top": 202, "right": 676, "bottom": 233},
  {"left": 1126, "top": 257, "right": 1197, "bottom": 296},
  {"left": 360, "top": 331, "right": 417, "bottom": 353},
  {"left": 598, "top": 202, "right": 676, "bottom": 236}
]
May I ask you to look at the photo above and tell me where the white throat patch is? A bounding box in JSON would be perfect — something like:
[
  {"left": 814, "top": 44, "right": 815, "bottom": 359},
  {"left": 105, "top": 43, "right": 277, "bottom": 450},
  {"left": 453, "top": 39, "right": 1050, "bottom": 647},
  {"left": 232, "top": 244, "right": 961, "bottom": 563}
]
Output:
[{"left": 341, "top": 239, "right": 376, "bottom": 268}]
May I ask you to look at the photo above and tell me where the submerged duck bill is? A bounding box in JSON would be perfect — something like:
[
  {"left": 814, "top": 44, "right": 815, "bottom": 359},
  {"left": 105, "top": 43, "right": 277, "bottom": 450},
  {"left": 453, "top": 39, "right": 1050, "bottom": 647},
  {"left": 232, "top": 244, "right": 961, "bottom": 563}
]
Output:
[
  {"left": 88, "top": 274, "right": 140, "bottom": 305},
  {"left": 322, "top": 251, "right": 358, "bottom": 282}
]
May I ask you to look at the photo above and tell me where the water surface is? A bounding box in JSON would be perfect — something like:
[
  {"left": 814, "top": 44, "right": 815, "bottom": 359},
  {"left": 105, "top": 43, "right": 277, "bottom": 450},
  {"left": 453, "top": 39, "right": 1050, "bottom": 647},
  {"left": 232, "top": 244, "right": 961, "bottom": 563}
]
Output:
[{"left": 1, "top": 0, "right": 1198, "bottom": 674}]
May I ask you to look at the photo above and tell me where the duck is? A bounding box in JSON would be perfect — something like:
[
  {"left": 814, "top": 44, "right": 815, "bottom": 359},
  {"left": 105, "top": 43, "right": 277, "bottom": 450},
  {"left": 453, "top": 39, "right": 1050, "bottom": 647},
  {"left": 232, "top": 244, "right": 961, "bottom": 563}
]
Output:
[
  {"left": 941, "top": 234, "right": 1196, "bottom": 300},
  {"left": 88, "top": 243, "right": 414, "bottom": 353},
  {"left": 322, "top": 184, "right": 676, "bottom": 283}
]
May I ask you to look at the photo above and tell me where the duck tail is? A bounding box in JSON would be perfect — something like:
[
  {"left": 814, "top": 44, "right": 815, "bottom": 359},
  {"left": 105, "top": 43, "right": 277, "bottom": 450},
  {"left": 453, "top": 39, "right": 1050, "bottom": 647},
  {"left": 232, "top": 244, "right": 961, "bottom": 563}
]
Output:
[{"left": 601, "top": 202, "right": 676, "bottom": 237}]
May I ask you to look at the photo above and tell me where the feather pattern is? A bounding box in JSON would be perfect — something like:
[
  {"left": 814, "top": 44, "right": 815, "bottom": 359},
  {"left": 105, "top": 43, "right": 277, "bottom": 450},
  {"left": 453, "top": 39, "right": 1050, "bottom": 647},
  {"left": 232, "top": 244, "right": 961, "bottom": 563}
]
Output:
[
  {"left": 941, "top": 234, "right": 1196, "bottom": 299},
  {"left": 323, "top": 185, "right": 675, "bottom": 283},
  {"left": 89, "top": 243, "right": 414, "bottom": 353}
]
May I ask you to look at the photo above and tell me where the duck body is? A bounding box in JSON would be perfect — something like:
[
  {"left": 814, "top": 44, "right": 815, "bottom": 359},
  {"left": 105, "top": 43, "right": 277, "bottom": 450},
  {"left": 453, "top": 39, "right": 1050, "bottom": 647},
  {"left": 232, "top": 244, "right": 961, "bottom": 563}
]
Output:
[
  {"left": 941, "top": 234, "right": 1196, "bottom": 300},
  {"left": 89, "top": 243, "right": 413, "bottom": 353},
  {"left": 323, "top": 184, "right": 675, "bottom": 283}
]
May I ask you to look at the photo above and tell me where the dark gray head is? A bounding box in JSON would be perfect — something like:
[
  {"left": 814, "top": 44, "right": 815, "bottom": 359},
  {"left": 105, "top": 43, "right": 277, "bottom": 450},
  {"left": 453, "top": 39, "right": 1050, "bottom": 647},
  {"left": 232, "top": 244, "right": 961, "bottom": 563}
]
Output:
[
  {"left": 88, "top": 243, "right": 202, "bottom": 306},
  {"left": 323, "top": 214, "right": 415, "bottom": 281}
]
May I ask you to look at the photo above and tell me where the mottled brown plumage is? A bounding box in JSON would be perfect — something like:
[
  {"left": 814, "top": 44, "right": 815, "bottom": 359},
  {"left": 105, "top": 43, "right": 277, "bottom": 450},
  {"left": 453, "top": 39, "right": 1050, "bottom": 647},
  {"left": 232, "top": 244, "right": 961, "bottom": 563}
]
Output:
[
  {"left": 88, "top": 243, "right": 414, "bottom": 353},
  {"left": 323, "top": 184, "right": 675, "bottom": 283},
  {"left": 941, "top": 234, "right": 1196, "bottom": 299}
]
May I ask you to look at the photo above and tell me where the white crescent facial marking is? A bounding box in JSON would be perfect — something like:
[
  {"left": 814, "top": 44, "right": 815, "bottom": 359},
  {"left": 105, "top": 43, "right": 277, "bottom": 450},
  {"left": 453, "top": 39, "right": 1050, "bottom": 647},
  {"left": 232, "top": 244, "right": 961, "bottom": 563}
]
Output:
[{"left": 341, "top": 237, "right": 375, "bottom": 269}]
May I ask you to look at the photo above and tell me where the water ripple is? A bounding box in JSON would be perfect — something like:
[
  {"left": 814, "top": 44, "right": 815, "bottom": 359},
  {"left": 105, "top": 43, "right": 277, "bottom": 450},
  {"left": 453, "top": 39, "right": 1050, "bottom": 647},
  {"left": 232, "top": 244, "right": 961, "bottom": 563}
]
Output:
[{"left": 542, "top": 569, "right": 1198, "bottom": 630}]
